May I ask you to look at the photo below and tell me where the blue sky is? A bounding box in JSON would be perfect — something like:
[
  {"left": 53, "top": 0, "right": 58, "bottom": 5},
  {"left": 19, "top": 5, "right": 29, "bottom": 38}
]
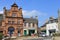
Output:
[{"left": 0, "top": 0, "right": 60, "bottom": 27}]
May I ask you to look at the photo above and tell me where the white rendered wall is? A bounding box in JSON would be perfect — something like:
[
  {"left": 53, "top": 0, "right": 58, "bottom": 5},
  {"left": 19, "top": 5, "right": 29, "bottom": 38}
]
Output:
[{"left": 46, "top": 23, "right": 58, "bottom": 36}]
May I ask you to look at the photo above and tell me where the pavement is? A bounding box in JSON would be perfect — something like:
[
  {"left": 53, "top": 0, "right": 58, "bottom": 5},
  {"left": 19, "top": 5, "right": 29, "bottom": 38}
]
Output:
[
  {"left": 16, "top": 36, "right": 53, "bottom": 40},
  {"left": 3, "top": 36, "right": 53, "bottom": 40}
]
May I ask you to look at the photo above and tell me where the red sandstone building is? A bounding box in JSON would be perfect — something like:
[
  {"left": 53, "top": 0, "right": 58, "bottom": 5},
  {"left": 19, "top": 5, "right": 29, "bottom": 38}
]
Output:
[
  {"left": 0, "top": 3, "right": 38, "bottom": 37},
  {"left": 0, "top": 3, "right": 23, "bottom": 37}
]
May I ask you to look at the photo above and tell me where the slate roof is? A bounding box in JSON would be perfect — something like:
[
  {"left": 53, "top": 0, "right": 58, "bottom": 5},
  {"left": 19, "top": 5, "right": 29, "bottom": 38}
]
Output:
[
  {"left": 41, "top": 18, "right": 58, "bottom": 27},
  {"left": 24, "top": 18, "right": 38, "bottom": 23},
  {"left": 46, "top": 18, "right": 58, "bottom": 24}
]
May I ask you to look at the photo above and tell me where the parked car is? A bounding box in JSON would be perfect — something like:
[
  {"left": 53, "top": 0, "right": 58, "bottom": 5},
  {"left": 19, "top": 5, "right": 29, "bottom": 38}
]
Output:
[{"left": 38, "top": 32, "right": 46, "bottom": 37}]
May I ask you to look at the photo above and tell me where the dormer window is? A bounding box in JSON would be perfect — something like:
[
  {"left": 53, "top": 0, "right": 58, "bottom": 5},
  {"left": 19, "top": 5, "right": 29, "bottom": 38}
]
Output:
[{"left": 12, "top": 13, "right": 17, "bottom": 17}]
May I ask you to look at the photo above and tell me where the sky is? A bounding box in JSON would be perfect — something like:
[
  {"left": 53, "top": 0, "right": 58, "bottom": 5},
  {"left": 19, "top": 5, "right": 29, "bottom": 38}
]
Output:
[{"left": 0, "top": 0, "right": 60, "bottom": 27}]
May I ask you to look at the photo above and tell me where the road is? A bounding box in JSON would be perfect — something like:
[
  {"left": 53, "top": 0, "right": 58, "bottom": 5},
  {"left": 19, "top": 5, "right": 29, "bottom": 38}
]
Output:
[
  {"left": 4, "top": 36, "right": 53, "bottom": 40},
  {"left": 23, "top": 37, "right": 53, "bottom": 40}
]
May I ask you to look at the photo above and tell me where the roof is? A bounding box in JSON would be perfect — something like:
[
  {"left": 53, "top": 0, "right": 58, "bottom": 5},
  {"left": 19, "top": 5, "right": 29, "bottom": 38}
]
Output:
[
  {"left": 24, "top": 18, "right": 38, "bottom": 23},
  {"left": 47, "top": 18, "right": 58, "bottom": 24},
  {"left": 41, "top": 18, "right": 58, "bottom": 27},
  {"left": 0, "top": 14, "right": 38, "bottom": 23},
  {"left": 11, "top": 3, "right": 18, "bottom": 7}
]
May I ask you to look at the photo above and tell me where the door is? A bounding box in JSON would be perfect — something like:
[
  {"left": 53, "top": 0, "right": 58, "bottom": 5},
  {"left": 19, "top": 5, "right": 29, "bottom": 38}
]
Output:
[
  {"left": 18, "top": 31, "right": 20, "bottom": 36},
  {"left": 8, "top": 27, "right": 15, "bottom": 36},
  {"left": 24, "top": 30, "right": 27, "bottom": 36},
  {"left": 29, "top": 30, "right": 35, "bottom": 36}
]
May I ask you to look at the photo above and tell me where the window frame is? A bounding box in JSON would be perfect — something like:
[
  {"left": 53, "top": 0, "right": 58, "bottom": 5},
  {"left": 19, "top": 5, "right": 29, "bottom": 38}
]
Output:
[{"left": 12, "top": 13, "right": 17, "bottom": 17}]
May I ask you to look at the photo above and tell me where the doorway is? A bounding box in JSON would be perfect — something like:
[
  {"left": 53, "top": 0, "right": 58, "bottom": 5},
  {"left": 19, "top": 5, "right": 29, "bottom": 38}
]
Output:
[
  {"left": 24, "top": 30, "right": 27, "bottom": 36},
  {"left": 8, "top": 27, "right": 15, "bottom": 36},
  {"left": 18, "top": 30, "right": 21, "bottom": 36},
  {"left": 29, "top": 30, "right": 35, "bottom": 36}
]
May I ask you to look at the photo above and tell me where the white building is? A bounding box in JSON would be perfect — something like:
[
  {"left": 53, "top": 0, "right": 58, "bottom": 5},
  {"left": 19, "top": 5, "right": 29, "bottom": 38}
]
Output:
[
  {"left": 40, "top": 17, "right": 59, "bottom": 36},
  {"left": 46, "top": 17, "right": 59, "bottom": 36}
]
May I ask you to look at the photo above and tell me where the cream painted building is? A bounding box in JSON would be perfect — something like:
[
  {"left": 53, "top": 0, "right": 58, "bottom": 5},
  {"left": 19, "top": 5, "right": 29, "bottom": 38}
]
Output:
[{"left": 23, "top": 18, "right": 38, "bottom": 36}]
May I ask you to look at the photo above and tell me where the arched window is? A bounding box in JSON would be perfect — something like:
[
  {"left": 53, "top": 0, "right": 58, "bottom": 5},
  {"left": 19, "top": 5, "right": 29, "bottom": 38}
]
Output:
[{"left": 12, "top": 13, "right": 17, "bottom": 17}]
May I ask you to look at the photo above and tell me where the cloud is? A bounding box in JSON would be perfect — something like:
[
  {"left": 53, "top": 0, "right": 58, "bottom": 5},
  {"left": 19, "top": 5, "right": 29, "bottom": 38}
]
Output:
[
  {"left": 22, "top": 10, "right": 48, "bottom": 27},
  {"left": 22, "top": 10, "right": 47, "bottom": 18},
  {"left": 0, "top": 10, "right": 47, "bottom": 17},
  {"left": 0, "top": 10, "right": 48, "bottom": 27},
  {"left": 0, "top": 11, "right": 3, "bottom": 14}
]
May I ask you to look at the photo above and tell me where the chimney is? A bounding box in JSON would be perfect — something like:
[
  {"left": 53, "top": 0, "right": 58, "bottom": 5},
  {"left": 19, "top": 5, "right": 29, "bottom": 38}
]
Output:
[{"left": 30, "top": 16, "right": 33, "bottom": 19}]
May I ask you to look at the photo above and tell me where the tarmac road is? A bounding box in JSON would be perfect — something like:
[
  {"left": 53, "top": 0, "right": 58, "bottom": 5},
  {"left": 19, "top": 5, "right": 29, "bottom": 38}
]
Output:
[{"left": 23, "top": 37, "right": 53, "bottom": 40}]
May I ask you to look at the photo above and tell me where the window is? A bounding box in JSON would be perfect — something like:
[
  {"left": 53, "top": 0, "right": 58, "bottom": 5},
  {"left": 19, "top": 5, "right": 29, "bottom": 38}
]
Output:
[
  {"left": 33, "top": 23, "right": 35, "bottom": 27},
  {"left": 18, "top": 20, "right": 20, "bottom": 24},
  {"left": 28, "top": 23, "right": 30, "bottom": 27},
  {"left": 49, "top": 20, "right": 54, "bottom": 23},
  {"left": 24, "top": 22, "right": 26, "bottom": 26},
  {"left": 12, "top": 21, "right": 15, "bottom": 24},
  {"left": 12, "top": 13, "right": 17, "bottom": 17},
  {"left": 18, "top": 21, "right": 20, "bottom": 24},
  {"left": 8, "top": 21, "right": 11, "bottom": 24},
  {"left": 55, "top": 20, "right": 58, "bottom": 23}
]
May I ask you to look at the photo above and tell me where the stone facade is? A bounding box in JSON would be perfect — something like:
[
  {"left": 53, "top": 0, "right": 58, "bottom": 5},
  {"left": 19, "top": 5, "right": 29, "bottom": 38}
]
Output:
[
  {"left": 0, "top": 3, "right": 38, "bottom": 37},
  {"left": 40, "top": 17, "right": 58, "bottom": 36},
  {"left": 0, "top": 3, "right": 23, "bottom": 37}
]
